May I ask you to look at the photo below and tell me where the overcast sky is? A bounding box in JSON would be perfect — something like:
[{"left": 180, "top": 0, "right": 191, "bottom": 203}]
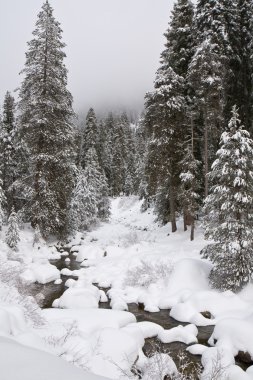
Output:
[{"left": 0, "top": 0, "right": 174, "bottom": 116}]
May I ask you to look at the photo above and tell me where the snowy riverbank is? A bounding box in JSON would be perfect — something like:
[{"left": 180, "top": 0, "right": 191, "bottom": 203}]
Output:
[{"left": 1, "top": 197, "right": 253, "bottom": 379}]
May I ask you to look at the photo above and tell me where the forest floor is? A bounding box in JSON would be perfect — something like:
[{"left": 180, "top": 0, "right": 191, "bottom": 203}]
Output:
[{"left": 1, "top": 197, "right": 253, "bottom": 379}]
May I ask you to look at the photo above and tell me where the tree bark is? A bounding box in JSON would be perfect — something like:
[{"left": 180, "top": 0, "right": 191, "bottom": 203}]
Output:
[{"left": 169, "top": 178, "right": 177, "bottom": 233}]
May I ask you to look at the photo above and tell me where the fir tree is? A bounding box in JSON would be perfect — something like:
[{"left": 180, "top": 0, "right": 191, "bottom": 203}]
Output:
[
  {"left": 201, "top": 106, "right": 253, "bottom": 291},
  {"left": 143, "top": 0, "right": 195, "bottom": 231},
  {"left": 68, "top": 169, "right": 98, "bottom": 233},
  {"left": 80, "top": 108, "right": 99, "bottom": 167},
  {"left": 84, "top": 148, "right": 110, "bottom": 220},
  {"left": 111, "top": 118, "right": 126, "bottom": 196},
  {"left": 232, "top": 0, "right": 253, "bottom": 132},
  {"left": 0, "top": 173, "right": 6, "bottom": 230},
  {"left": 5, "top": 208, "right": 20, "bottom": 251},
  {"left": 144, "top": 66, "right": 185, "bottom": 232},
  {"left": 68, "top": 148, "right": 110, "bottom": 234},
  {"left": 188, "top": 38, "right": 225, "bottom": 197},
  {"left": 179, "top": 144, "right": 200, "bottom": 240},
  {"left": 164, "top": 0, "right": 195, "bottom": 78},
  {"left": 189, "top": 0, "right": 240, "bottom": 196},
  {"left": 18, "top": 1, "right": 76, "bottom": 238},
  {"left": 33, "top": 225, "right": 44, "bottom": 247},
  {"left": 0, "top": 91, "right": 16, "bottom": 212}
]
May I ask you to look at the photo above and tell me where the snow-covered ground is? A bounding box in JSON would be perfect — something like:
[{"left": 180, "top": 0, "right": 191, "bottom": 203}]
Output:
[{"left": 2, "top": 196, "right": 253, "bottom": 379}]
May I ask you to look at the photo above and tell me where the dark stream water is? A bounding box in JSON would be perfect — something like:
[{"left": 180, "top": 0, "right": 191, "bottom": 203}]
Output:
[{"left": 33, "top": 247, "right": 250, "bottom": 377}]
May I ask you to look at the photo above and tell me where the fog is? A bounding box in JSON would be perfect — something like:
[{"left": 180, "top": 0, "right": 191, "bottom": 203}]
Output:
[{"left": 0, "top": 0, "right": 174, "bottom": 117}]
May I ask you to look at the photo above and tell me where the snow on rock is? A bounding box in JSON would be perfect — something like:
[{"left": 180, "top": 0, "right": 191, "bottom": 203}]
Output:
[
  {"left": 209, "top": 318, "right": 253, "bottom": 360},
  {"left": 201, "top": 346, "right": 235, "bottom": 380},
  {"left": 158, "top": 324, "right": 198, "bottom": 345},
  {"left": 170, "top": 290, "right": 250, "bottom": 326},
  {"left": 61, "top": 268, "right": 73, "bottom": 276},
  {"left": 43, "top": 308, "right": 136, "bottom": 338},
  {"left": 187, "top": 344, "right": 208, "bottom": 356},
  {"left": 65, "top": 278, "right": 76, "bottom": 287},
  {"left": 108, "top": 288, "right": 128, "bottom": 311},
  {"left": 20, "top": 261, "right": 60, "bottom": 284},
  {"left": 88, "top": 327, "right": 139, "bottom": 379},
  {"left": 43, "top": 308, "right": 138, "bottom": 379},
  {"left": 99, "top": 289, "right": 108, "bottom": 302},
  {"left": 54, "top": 279, "right": 62, "bottom": 285},
  {"left": 53, "top": 285, "right": 100, "bottom": 309}
]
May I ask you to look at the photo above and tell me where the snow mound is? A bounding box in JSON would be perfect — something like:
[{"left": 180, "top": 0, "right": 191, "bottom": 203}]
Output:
[
  {"left": 0, "top": 336, "right": 109, "bottom": 380},
  {"left": 20, "top": 261, "right": 60, "bottom": 284},
  {"left": 53, "top": 285, "right": 100, "bottom": 309}
]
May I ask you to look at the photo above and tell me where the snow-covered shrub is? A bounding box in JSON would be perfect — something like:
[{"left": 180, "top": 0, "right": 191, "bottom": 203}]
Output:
[
  {"left": 0, "top": 281, "right": 45, "bottom": 326},
  {"left": 124, "top": 260, "right": 173, "bottom": 288},
  {"left": 129, "top": 343, "right": 201, "bottom": 380},
  {"left": 0, "top": 261, "right": 45, "bottom": 326}
]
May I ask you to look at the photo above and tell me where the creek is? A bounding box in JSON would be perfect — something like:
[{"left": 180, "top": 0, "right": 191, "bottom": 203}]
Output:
[{"left": 33, "top": 246, "right": 250, "bottom": 377}]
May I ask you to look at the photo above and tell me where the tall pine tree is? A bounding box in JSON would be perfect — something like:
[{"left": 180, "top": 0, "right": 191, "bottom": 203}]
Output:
[
  {"left": 0, "top": 91, "right": 16, "bottom": 213},
  {"left": 18, "top": 1, "right": 76, "bottom": 238}
]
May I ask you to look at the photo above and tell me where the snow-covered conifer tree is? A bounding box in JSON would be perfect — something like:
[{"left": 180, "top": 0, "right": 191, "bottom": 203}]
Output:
[
  {"left": 179, "top": 144, "right": 200, "bottom": 240},
  {"left": 142, "top": 0, "right": 194, "bottom": 231},
  {"left": 0, "top": 91, "right": 16, "bottom": 212},
  {"left": 84, "top": 148, "right": 110, "bottom": 220},
  {"left": 18, "top": 1, "right": 76, "bottom": 238},
  {"left": 0, "top": 174, "right": 6, "bottom": 230},
  {"left": 80, "top": 108, "right": 99, "bottom": 167},
  {"left": 201, "top": 106, "right": 253, "bottom": 291},
  {"left": 5, "top": 208, "right": 20, "bottom": 251},
  {"left": 68, "top": 148, "right": 110, "bottom": 234},
  {"left": 68, "top": 169, "right": 98, "bottom": 233}
]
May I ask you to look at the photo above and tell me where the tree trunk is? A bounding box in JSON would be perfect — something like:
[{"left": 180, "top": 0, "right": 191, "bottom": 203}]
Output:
[
  {"left": 183, "top": 211, "right": 187, "bottom": 232},
  {"left": 190, "top": 217, "right": 195, "bottom": 241},
  {"left": 169, "top": 178, "right": 177, "bottom": 233},
  {"left": 204, "top": 105, "right": 209, "bottom": 198}
]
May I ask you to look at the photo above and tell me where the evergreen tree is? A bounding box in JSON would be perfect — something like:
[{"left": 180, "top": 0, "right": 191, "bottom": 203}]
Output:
[
  {"left": 188, "top": 38, "right": 225, "bottom": 197},
  {"left": 84, "top": 148, "right": 110, "bottom": 220},
  {"left": 80, "top": 108, "right": 99, "bottom": 167},
  {"left": 179, "top": 144, "right": 200, "bottom": 240},
  {"left": 164, "top": 0, "right": 195, "bottom": 78},
  {"left": 0, "top": 91, "right": 16, "bottom": 212},
  {"left": 68, "top": 169, "right": 98, "bottom": 233},
  {"left": 18, "top": 1, "right": 76, "bottom": 238},
  {"left": 144, "top": 67, "right": 185, "bottom": 232},
  {"left": 232, "top": 0, "right": 253, "bottom": 132},
  {"left": 0, "top": 173, "right": 6, "bottom": 230},
  {"left": 143, "top": 0, "right": 194, "bottom": 231},
  {"left": 99, "top": 113, "right": 115, "bottom": 190},
  {"left": 201, "top": 106, "right": 253, "bottom": 291},
  {"left": 188, "top": 0, "right": 237, "bottom": 196},
  {"left": 33, "top": 225, "right": 44, "bottom": 247},
  {"left": 111, "top": 117, "right": 127, "bottom": 196},
  {"left": 68, "top": 148, "right": 110, "bottom": 234},
  {"left": 5, "top": 208, "right": 20, "bottom": 251}
]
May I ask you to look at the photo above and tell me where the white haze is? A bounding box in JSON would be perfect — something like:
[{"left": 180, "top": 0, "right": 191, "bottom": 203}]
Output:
[{"left": 0, "top": 0, "right": 174, "bottom": 117}]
